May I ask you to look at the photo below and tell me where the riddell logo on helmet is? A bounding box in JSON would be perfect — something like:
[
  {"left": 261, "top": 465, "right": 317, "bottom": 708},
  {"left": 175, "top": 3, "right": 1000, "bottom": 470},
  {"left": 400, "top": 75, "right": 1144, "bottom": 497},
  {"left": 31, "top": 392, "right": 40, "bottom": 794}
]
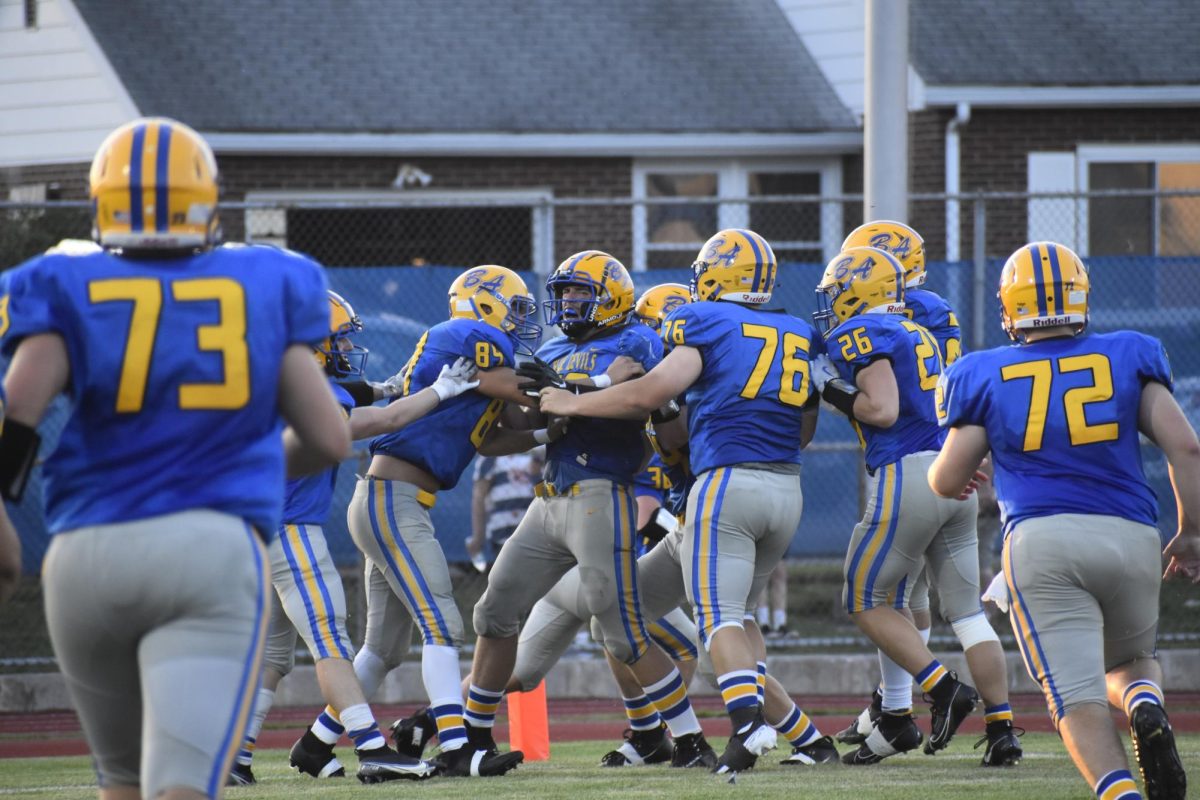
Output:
[
  {"left": 1031, "top": 315, "right": 1071, "bottom": 327},
  {"left": 742, "top": 295, "right": 769, "bottom": 304}
]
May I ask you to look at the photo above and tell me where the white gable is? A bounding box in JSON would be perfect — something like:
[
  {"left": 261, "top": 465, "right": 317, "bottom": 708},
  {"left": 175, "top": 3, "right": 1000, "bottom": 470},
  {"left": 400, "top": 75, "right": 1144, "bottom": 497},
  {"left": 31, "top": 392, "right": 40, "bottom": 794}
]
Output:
[
  {"left": 776, "top": 0, "right": 865, "bottom": 118},
  {"left": 0, "top": 0, "right": 138, "bottom": 167}
]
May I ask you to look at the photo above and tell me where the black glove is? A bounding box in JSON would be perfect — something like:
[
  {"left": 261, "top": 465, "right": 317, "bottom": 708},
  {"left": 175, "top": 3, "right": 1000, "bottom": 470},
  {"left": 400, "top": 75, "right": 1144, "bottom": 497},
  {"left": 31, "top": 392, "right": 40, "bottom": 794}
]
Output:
[
  {"left": 516, "top": 356, "right": 567, "bottom": 397},
  {"left": 637, "top": 508, "right": 678, "bottom": 550}
]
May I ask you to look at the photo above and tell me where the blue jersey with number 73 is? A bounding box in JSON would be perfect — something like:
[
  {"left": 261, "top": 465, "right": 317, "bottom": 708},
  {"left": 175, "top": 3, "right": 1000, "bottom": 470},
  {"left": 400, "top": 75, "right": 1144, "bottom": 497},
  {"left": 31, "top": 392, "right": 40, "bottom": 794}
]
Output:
[
  {"left": 661, "top": 302, "right": 823, "bottom": 475},
  {"left": 0, "top": 244, "right": 329, "bottom": 537}
]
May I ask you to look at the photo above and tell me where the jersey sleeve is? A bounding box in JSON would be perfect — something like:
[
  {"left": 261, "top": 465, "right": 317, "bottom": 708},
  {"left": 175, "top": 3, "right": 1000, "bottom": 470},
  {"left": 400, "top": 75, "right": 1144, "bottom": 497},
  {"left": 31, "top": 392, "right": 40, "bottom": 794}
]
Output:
[
  {"left": 466, "top": 323, "right": 515, "bottom": 370},
  {"left": 661, "top": 304, "right": 713, "bottom": 353},
  {"left": 0, "top": 258, "right": 61, "bottom": 358},
  {"left": 280, "top": 251, "right": 331, "bottom": 347},
  {"left": 1131, "top": 333, "right": 1174, "bottom": 392},
  {"left": 826, "top": 317, "right": 894, "bottom": 378},
  {"left": 617, "top": 324, "right": 664, "bottom": 370},
  {"left": 937, "top": 354, "right": 987, "bottom": 428}
]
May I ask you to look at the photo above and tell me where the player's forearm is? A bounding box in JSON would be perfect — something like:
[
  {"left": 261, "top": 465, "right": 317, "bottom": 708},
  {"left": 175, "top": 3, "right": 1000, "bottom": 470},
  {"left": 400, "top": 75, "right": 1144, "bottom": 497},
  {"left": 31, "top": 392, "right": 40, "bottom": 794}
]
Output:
[
  {"left": 1168, "top": 455, "right": 1200, "bottom": 537},
  {"left": 564, "top": 381, "right": 660, "bottom": 420},
  {"left": 349, "top": 389, "right": 439, "bottom": 440}
]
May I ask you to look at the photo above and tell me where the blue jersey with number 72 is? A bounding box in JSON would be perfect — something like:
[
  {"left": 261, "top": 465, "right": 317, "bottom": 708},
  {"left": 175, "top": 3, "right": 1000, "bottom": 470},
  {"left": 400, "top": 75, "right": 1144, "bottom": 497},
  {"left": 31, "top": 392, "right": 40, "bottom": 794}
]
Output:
[
  {"left": 661, "top": 302, "right": 823, "bottom": 475},
  {"left": 0, "top": 244, "right": 329, "bottom": 537},
  {"left": 825, "top": 312, "right": 945, "bottom": 472},
  {"left": 938, "top": 330, "right": 1172, "bottom": 533}
]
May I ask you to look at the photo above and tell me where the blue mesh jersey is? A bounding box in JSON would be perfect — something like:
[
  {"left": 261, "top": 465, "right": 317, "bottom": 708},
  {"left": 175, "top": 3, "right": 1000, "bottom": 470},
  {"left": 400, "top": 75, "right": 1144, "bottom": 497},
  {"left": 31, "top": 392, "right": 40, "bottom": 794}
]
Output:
[
  {"left": 539, "top": 321, "right": 663, "bottom": 486},
  {"left": 905, "top": 288, "right": 963, "bottom": 365},
  {"left": 825, "top": 313, "right": 945, "bottom": 473},
  {"left": 646, "top": 424, "right": 691, "bottom": 517},
  {"left": 939, "top": 331, "right": 1172, "bottom": 533},
  {"left": 0, "top": 244, "right": 329, "bottom": 536},
  {"left": 634, "top": 451, "right": 672, "bottom": 502},
  {"left": 662, "top": 302, "right": 823, "bottom": 476},
  {"left": 282, "top": 381, "right": 354, "bottom": 525},
  {"left": 370, "top": 318, "right": 514, "bottom": 489}
]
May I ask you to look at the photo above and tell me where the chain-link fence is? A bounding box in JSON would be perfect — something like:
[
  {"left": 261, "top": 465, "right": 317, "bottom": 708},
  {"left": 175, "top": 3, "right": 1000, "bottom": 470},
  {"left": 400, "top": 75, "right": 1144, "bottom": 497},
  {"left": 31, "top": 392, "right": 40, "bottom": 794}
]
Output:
[{"left": 1, "top": 190, "right": 1197, "bottom": 668}]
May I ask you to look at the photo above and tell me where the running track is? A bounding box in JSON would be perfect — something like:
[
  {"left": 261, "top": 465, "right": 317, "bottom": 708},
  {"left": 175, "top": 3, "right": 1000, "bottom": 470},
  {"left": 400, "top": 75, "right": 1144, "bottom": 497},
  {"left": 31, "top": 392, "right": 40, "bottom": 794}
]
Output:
[{"left": 3, "top": 694, "right": 1198, "bottom": 759}]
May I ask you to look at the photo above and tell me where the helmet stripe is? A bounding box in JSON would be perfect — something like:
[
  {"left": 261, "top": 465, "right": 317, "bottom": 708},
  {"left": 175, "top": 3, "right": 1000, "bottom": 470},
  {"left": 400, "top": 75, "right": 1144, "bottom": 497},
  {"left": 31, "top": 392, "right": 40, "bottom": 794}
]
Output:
[
  {"left": 1046, "top": 243, "right": 1064, "bottom": 317},
  {"left": 739, "top": 229, "right": 764, "bottom": 293},
  {"left": 128, "top": 122, "right": 147, "bottom": 232},
  {"left": 154, "top": 122, "right": 173, "bottom": 233},
  {"left": 1029, "top": 244, "right": 1049, "bottom": 318}
]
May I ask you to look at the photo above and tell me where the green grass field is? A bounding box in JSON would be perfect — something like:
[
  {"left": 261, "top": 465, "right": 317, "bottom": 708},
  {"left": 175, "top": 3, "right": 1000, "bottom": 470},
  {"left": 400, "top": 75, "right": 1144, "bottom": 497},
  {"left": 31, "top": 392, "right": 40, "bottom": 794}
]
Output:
[{"left": 1, "top": 734, "right": 1195, "bottom": 800}]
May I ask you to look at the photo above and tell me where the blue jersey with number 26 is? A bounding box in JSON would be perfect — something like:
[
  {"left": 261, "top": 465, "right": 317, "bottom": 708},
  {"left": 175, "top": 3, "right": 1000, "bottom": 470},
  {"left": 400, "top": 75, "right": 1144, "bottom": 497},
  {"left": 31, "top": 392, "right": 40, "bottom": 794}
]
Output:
[
  {"left": 662, "top": 302, "right": 822, "bottom": 476},
  {"left": 825, "top": 313, "right": 945, "bottom": 473},
  {"left": 370, "top": 318, "right": 514, "bottom": 489},
  {"left": 939, "top": 330, "right": 1171, "bottom": 533},
  {"left": 0, "top": 244, "right": 329, "bottom": 537}
]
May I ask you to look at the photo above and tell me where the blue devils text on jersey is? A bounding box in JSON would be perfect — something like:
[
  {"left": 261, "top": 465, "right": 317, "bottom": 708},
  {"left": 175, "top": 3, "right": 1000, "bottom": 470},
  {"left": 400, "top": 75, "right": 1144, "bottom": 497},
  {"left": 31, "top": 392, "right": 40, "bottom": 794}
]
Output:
[
  {"left": 370, "top": 318, "right": 515, "bottom": 489},
  {"left": 661, "top": 302, "right": 822, "bottom": 475},
  {"left": 825, "top": 313, "right": 945, "bottom": 473},
  {"left": 538, "top": 321, "right": 663, "bottom": 486},
  {"left": 0, "top": 244, "right": 329, "bottom": 536},
  {"left": 938, "top": 330, "right": 1172, "bottom": 534}
]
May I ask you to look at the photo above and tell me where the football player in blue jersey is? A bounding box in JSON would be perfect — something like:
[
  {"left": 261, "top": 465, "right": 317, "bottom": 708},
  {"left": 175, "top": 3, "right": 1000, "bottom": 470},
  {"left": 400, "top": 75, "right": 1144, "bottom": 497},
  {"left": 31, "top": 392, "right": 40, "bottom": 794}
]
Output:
[
  {"left": 230, "top": 290, "right": 479, "bottom": 786},
  {"left": 295, "top": 265, "right": 545, "bottom": 779},
  {"left": 0, "top": 117, "right": 352, "bottom": 800},
  {"left": 809, "top": 246, "right": 1016, "bottom": 766},
  {"left": 467, "top": 253, "right": 720, "bottom": 770},
  {"left": 539, "top": 230, "right": 830, "bottom": 775},
  {"left": 0, "top": 388, "right": 19, "bottom": 607},
  {"left": 929, "top": 241, "right": 1198, "bottom": 800},
  {"left": 834, "top": 220, "right": 970, "bottom": 747}
]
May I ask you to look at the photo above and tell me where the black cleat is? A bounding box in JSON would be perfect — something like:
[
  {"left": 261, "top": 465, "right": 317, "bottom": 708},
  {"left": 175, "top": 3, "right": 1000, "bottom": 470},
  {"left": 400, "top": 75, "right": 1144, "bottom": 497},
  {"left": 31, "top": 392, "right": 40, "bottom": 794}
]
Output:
[
  {"left": 714, "top": 712, "right": 778, "bottom": 775},
  {"left": 975, "top": 723, "right": 1023, "bottom": 767},
  {"left": 600, "top": 723, "right": 674, "bottom": 766},
  {"left": 288, "top": 732, "right": 347, "bottom": 778},
  {"left": 1130, "top": 703, "right": 1187, "bottom": 800},
  {"left": 781, "top": 734, "right": 840, "bottom": 765},
  {"left": 842, "top": 712, "right": 923, "bottom": 765},
  {"left": 434, "top": 745, "right": 524, "bottom": 777},
  {"left": 836, "top": 688, "right": 883, "bottom": 746},
  {"left": 226, "top": 762, "right": 256, "bottom": 786},
  {"left": 354, "top": 745, "right": 437, "bottom": 783},
  {"left": 923, "top": 675, "right": 980, "bottom": 754},
  {"left": 670, "top": 731, "right": 718, "bottom": 769},
  {"left": 390, "top": 706, "right": 437, "bottom": 758}
]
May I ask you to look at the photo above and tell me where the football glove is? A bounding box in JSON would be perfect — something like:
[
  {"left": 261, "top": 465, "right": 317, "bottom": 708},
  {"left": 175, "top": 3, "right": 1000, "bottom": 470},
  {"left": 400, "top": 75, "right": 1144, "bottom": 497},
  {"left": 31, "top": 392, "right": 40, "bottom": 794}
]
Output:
[
  {"left": 430, "top": 357, "right": 480, "bottom": 401},
  {"left": 516, "top": 356, "right": 568, "bottom": 397},
  {"left": 809, "top": 353, "right": 840, "bottom": 395}
]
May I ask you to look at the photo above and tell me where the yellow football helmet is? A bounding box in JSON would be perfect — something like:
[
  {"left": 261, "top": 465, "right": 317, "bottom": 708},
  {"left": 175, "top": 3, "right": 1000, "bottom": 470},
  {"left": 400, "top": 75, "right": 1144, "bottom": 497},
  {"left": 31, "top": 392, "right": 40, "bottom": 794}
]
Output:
[
  {"left": 814, "top": 246, "right": 906, "bottom": 335},
  {"left": 998, "top": 241, "right": 1090, "bottom": 342},
  {"left": 690, "top": 228, "right": 776, "bottom": 304},
  {"left": 89, "top": 117, "right": 219, "bottom": 250},
  {"left": 841, "top": 220, "right": 926, "bottom": 288},
  {"left": 449, "top": 265, "right": 541, "bottom": 353},
  {"left": 635, "top": 283, "right": 691, "bottom": 331},
  {"left": 316, "top": 290, "right": 369, "bottom": 378},
  {"left": 543, "top": 250, "right": 635, "bottom": 335}
]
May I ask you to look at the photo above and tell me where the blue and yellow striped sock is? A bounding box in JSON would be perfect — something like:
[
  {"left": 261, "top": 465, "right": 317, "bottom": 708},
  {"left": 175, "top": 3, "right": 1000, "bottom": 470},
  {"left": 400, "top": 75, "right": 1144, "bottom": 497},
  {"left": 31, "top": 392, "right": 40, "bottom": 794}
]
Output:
[
  {"left": 465, "top": 684, "right": 504, "bottom": 729},
  {"left": 622, "top": 693, "right": 663, "bottom": 731},
  {"left": 717, "top": 669, "right": 760, "bottom": 716},
  {"left": 1122, "top": 680, "right": 1164, "bottom": 718},
  {"left": 431, "top": 701, "right": 468, "bottom": 750},
  {"left": 341, "top": 704, "right": 385, "bottom": 752},
  {"left": 1095, "top": 769, "right": 1141, "bottom": 800},
  {"left": 312, "top": 706, "right": 345, "bottom": 745},
  {"left": 916, "top": 661, "right": 950, "bottom": 696},
  {"left": 755, "top": 661, "right": 767, "bottom": 706},
  {"left": 984, "top": 703, "right": 1013, "bottom": 726},
  {"left": 771, "top": 703, "right": 820, "bottom": 748},
  {"left": 644, "top": 667, "right": 701, "bottom": 737}
]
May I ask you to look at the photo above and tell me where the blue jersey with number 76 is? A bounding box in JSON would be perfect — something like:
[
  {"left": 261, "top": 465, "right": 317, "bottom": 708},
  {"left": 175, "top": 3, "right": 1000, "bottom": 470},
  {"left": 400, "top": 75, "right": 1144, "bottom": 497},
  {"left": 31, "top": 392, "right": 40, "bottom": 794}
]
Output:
[{"left": 661, "top": 302, "right": 823, "bottom": 475}]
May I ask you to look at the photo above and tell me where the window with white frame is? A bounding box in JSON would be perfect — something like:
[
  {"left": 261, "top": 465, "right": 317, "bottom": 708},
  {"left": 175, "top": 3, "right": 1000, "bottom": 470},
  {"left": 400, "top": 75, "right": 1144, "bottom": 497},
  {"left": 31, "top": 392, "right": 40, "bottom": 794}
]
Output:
[
  {"left": 631, "top": 159, "right": 843, "bottom": 270},
  {"left": 1029, "top": 145, "right": 1200, "bottom": 257}
]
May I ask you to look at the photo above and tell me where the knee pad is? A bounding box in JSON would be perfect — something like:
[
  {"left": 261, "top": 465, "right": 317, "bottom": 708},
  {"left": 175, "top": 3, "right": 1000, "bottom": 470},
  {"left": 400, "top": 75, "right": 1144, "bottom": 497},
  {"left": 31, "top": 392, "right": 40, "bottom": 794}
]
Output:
[
  {"left": 472, "top": 592, "right": 520, "bottom": 640},
  {"left": 263, "top": 645, "right": 295, "bottom": 678},
  {"left": 601, "top": 633, "right": 638, "bottom": 665},
  {"left": 951, "top": 610, "right": 1000, "bottom": 650}
]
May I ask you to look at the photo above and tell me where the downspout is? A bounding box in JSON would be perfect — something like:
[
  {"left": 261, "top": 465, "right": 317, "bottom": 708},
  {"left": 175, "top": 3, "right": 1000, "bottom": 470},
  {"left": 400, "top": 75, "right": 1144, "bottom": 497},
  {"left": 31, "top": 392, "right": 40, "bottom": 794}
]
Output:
[{"left": 944, "top": 102, "right": 971, "bottom": 261}]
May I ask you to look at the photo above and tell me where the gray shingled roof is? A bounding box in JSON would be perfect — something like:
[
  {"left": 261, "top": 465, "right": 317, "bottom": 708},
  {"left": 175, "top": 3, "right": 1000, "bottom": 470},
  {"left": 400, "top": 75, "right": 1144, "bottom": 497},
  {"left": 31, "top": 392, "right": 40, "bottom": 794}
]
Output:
[
  {"left": 913, "top": 0, "right": 1200, "bottom": 86},
  {"left": 73, "top": 0, "right": 856, "bottom": 134}
]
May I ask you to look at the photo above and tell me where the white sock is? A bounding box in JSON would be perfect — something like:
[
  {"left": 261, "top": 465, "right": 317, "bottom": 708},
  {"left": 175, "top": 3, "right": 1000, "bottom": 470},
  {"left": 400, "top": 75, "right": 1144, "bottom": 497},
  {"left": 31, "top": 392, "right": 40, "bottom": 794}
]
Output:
[
  {"left": 421, "top": 644, "right": 464, "bottom": 708},
  {"left": 353, "top": 647, "right": 389, "bottom": 700},
  {"left": 771, "top": 609, "right": 786, "bottom": 631},
  {"left": 878, "top": 650, "right": 914, "bottom": 712},
  {"left": 755, "top": 606, "right": 770, "bottom": 627},
  {"left": 238, "top": 687, "right": 274, "bottom": 765}
]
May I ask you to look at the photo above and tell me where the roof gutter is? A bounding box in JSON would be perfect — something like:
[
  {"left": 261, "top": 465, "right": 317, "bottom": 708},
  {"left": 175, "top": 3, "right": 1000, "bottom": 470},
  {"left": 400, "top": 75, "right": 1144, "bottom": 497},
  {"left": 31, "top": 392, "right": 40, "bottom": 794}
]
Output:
[
  {"left": 920, "top": 84, "right": 1200, "bottom": 108},
  {"left": 201, "top": 131, "right": 863, "bottom": 158}
]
